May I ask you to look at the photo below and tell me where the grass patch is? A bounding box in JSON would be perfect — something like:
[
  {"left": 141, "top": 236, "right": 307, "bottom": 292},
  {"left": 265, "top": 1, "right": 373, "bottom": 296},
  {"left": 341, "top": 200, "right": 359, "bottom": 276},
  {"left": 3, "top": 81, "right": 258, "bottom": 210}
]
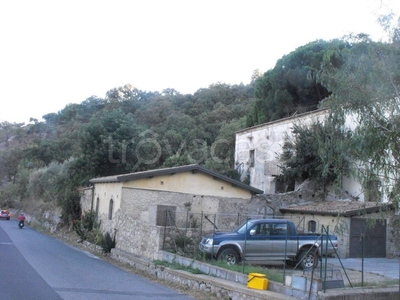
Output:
[
  {"left": 154, "top": 256, "right": 285, "bottom": 283},
  {"left": 349, "top": 279, "right": 399, "bottom": 288},
  {"left": 154, "top": 260, "right": 203, "bottom": 275},
  {"left": 209, "top": 260, "right": 284, "bottom": 283}
]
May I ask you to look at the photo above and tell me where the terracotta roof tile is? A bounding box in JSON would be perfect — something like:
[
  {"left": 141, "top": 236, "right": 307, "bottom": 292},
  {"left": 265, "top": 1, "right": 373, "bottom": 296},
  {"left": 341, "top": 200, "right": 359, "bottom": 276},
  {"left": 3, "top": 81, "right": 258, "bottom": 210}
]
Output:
[{"left": 280, "top": 201, "right": 393, "bottom": 217}]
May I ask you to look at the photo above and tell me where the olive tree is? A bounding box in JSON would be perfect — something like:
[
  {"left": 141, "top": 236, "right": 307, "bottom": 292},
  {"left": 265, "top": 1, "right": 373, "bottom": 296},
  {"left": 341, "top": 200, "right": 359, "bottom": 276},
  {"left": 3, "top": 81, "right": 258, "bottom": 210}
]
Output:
[{"left": 318, "top": 13, "right": 400, "bottom": 208}]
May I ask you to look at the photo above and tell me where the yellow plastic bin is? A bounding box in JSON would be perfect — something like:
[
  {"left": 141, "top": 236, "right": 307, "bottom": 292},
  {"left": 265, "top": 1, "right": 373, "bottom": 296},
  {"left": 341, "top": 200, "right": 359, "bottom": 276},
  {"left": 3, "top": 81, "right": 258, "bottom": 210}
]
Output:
[{"left": 247, "top": 273, "right": 269, "bottom": 290}]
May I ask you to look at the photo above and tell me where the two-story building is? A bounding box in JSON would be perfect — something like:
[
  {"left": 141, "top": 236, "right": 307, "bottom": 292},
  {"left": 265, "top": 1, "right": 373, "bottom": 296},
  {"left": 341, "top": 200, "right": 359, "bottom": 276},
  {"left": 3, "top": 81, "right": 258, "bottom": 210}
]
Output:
[
  {"left": 235, "top": 108, "right": 364, "bottom": 199},
  {"left": 234, "top": 108, "right": 398, "bottom": 258}
]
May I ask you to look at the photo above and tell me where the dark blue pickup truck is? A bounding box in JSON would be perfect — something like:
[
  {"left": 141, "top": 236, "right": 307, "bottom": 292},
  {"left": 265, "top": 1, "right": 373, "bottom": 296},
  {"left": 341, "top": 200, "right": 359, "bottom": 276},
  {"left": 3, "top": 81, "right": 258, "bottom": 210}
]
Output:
[{"left": 199, "top": 218, "right": 338, "bottom": 269}]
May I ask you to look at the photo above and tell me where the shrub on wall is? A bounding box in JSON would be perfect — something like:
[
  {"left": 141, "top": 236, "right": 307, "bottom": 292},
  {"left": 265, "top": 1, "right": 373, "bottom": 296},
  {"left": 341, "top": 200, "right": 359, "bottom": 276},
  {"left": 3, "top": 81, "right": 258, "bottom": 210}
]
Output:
[
  {"left": 102, "top": 230, "right": 116, "bottom": 253},
  {"left": 73, "top": 210, "right": 101, "bottom": 243}
]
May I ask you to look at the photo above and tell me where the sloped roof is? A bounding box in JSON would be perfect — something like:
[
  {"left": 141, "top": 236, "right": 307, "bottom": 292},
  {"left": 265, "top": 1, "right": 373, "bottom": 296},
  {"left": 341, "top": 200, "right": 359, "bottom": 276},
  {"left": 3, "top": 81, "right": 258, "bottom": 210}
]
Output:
[
  {"left": 280, "top": 200, "right": 394, "bottom": 217},
  {"left": 90, "top": 164, "right": 264, "bottom": 195}
]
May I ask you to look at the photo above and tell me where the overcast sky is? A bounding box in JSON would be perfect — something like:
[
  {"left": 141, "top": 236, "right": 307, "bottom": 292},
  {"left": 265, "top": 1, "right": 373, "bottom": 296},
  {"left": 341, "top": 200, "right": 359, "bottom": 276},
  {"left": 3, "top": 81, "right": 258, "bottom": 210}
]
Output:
[{"left": 1, "top": 0, "right": 399, "bottom": 124}]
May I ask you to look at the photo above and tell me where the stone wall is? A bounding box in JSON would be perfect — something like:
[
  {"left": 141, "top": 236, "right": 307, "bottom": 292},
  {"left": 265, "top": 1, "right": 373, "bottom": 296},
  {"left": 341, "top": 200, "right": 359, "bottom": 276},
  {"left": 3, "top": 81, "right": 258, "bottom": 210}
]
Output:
[
  {"left": 80, "top": 187, "right": 93, "bottom": 212},
  {"left": 87, "top": 187, "right": 300, "bottom": 260},
  {"left": 96, "top": 209, "right": 158, "bottom": 260}
]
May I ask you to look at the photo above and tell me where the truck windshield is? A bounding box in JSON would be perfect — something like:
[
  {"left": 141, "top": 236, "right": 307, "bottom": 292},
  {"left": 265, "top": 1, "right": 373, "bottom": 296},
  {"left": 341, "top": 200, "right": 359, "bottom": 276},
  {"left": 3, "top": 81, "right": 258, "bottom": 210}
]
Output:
[{"left": 235, "top": 220, "right": 257, "bottom": 234}]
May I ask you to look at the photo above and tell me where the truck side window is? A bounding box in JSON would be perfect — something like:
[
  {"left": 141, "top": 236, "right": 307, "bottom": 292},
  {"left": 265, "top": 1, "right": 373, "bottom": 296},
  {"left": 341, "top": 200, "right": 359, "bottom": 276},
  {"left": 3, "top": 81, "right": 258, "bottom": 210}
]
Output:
[
  {"left": 260, "top": 224, "right": 270, "bottom": 235},
  {"left": 272, "top": 223, "right": 287, "bottom": 235},
  {"left": 251, "top": 224, "right": 270, "bottom": 236}
]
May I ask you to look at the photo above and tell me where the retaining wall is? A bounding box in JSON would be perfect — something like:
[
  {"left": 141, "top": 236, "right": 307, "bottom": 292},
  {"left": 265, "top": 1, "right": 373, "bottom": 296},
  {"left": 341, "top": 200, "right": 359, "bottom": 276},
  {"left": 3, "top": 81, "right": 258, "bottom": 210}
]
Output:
[{"left": 109, "top": 248, "right": 399, "bottom": 300}]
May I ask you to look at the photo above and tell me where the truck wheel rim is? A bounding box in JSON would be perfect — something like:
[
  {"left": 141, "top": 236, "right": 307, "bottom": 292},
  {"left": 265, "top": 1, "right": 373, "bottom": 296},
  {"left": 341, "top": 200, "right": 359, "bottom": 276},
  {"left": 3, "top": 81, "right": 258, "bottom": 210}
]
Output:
[
  {"left": 303, "top": 254, "right": 314, "bottom": 267},
  {"left": 225, "top": 254, "right": 236, "bottom": 265}
]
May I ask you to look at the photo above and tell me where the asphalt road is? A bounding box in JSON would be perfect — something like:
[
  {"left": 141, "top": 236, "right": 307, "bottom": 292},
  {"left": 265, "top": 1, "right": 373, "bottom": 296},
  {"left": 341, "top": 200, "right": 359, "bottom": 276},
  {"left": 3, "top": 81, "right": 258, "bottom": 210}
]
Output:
[{"left": 0, "top": 219, "right": 193, "bottom": 300}]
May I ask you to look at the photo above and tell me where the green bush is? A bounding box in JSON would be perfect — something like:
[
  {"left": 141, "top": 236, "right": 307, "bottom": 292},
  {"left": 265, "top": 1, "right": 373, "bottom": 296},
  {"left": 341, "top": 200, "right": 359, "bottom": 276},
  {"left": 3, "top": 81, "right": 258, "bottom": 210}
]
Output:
[
  {"left": 73, "top": 210, "right": 100, "bottom": 242},
  {"left": 175, "top": 235, "right": 193, "bottom": 250},
  {"left": 101, "top": 231, "right": 116, "bottom": 253}
]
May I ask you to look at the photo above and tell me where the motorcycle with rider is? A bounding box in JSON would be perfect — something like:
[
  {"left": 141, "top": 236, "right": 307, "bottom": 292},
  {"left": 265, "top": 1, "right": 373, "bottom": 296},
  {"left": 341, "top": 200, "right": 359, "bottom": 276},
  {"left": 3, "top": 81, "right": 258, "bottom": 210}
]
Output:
[{"left": 18, "top": 213, "right": 26, "bottom": 229}]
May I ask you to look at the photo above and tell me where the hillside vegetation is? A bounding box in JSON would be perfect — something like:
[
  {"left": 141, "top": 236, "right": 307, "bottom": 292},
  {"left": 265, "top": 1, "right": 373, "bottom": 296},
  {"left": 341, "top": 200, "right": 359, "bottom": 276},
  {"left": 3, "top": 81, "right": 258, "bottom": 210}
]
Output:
[
  {"left": 0, "top": 82, "right": 257, "bottom": 221},
  {"left": 1, "top": 17, "right": 399, "bottom": 223}
]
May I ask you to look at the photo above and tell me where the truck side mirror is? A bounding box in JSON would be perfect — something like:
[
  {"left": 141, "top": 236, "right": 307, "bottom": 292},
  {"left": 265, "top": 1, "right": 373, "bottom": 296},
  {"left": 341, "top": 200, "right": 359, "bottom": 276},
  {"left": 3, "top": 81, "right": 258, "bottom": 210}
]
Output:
[{"left": 250, "top": 229, "right": 256, "bottom": 235}]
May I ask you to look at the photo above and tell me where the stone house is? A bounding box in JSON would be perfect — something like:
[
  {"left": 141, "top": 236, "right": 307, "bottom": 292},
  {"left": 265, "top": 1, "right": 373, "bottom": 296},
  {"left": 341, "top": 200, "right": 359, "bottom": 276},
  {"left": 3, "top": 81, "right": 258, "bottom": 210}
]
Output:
[
  {"left": 235, "top": 108, "right": 366, "bottom": 200},
  {"left": 234, "top": 109, "right": 399, "bottom": 258},
  {"left": 80, "top": 164, "right": 264, "bottom": 260},
  {"left": 235, "top": 108, "right": 331, "bottom": 195}
]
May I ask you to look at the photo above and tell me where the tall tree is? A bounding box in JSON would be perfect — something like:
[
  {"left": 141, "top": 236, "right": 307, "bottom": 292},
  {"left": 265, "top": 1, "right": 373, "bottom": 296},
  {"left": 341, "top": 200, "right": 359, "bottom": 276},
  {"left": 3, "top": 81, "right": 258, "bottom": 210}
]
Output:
[
  {"left": 0, "top": 148, "right": 23, "bottom": 183},
  {"left": 247, "top": 40, "right": 347, "bottom": 126},
  {"left": 0, "top": 121, "right": 25, "bottom": 148},
  {"left": 78, "top": 109, "right": 141, "bottom": 178},
  {"left": 204, "top": 118, "right": 246, "bottom": 177},
  {"left": 318, "top": 14, "right": 400, "bottom": 207},
  {"left": 279, "top": 117, "right": 351, "bottom": 191}
]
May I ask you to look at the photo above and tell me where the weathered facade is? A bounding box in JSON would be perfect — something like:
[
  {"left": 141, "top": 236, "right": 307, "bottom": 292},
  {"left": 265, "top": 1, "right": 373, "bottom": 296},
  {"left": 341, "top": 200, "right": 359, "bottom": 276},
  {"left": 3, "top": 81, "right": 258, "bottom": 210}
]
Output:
[
  {"left": 234, "top": 109, "right": 399, "bottom": 258},
  {"left": 234, "top": 108, "right": 367, "bottom": 202},
  {"left": 80, "top": 164, "right": 265, "bottom": 260},
  {"left": 235, "top": 108, "right": 331, "bottom": 195}
]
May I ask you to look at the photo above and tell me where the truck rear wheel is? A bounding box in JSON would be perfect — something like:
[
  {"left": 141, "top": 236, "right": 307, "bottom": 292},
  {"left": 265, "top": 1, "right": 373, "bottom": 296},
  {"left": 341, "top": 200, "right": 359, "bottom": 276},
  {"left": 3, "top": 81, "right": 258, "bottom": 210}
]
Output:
[
  {"left": 218, "top": 248, "right": 240, "bottom": 265},
  {"left": 298, "top": 250, "right": 318, "bottom": 270}
]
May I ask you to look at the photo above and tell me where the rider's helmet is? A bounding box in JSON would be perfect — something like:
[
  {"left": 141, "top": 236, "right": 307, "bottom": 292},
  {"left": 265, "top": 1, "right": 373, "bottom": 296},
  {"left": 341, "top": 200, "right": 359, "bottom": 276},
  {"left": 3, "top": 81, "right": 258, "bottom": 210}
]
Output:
[{"left": 20, "top": 213, "right": 24, "bottom": 216}]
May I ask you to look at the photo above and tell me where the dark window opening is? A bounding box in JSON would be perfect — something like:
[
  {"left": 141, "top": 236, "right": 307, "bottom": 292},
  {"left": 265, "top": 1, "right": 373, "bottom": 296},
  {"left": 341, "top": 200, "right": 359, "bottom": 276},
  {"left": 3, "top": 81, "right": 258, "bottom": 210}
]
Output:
[
  {"left": 275, "top": 177, "right": 285, "bottom": 193},
  {"left": 108, "top": 199, "right": 114, "bottom": 220},
  {"left": 95, "top": 197, "right": 100, "bottom": 217},
  {"left": 249, "top": 150, "right": 255, "bottom": 167},
  {"left": 308, "top": 220, "right": 316, "bottom": 233},
  {"left": 286, "top": 179, "right": 295, "bottom": 192},
  {"left": 156, "top": 205, "right": 177, "bottom": 226}
]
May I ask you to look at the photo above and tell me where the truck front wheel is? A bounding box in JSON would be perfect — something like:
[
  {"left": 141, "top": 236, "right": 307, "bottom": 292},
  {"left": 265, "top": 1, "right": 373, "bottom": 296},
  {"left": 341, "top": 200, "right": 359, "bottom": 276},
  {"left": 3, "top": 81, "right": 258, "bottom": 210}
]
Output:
[
  {"left": 298, "top": 250, "right": 319, "bottom": 270},
  {"left": 218, "top": 248, "right": 240, "bottom": 265}
]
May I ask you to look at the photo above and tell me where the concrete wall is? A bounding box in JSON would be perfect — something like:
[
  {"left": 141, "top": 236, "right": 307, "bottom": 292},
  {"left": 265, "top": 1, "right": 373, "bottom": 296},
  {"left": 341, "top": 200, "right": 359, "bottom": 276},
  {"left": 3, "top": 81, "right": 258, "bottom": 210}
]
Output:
[
  {"left": 93, "top": 182, "right": 123, "bottom": 216},
  {"left": 110, "top": 249, "right": 399, "bottom": 300},
  {"left": 122, "top": 171, "right": 253, "bottom": 199},
  {"left": 70, "top": 235, "right": 399, "bottom": 300}
]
